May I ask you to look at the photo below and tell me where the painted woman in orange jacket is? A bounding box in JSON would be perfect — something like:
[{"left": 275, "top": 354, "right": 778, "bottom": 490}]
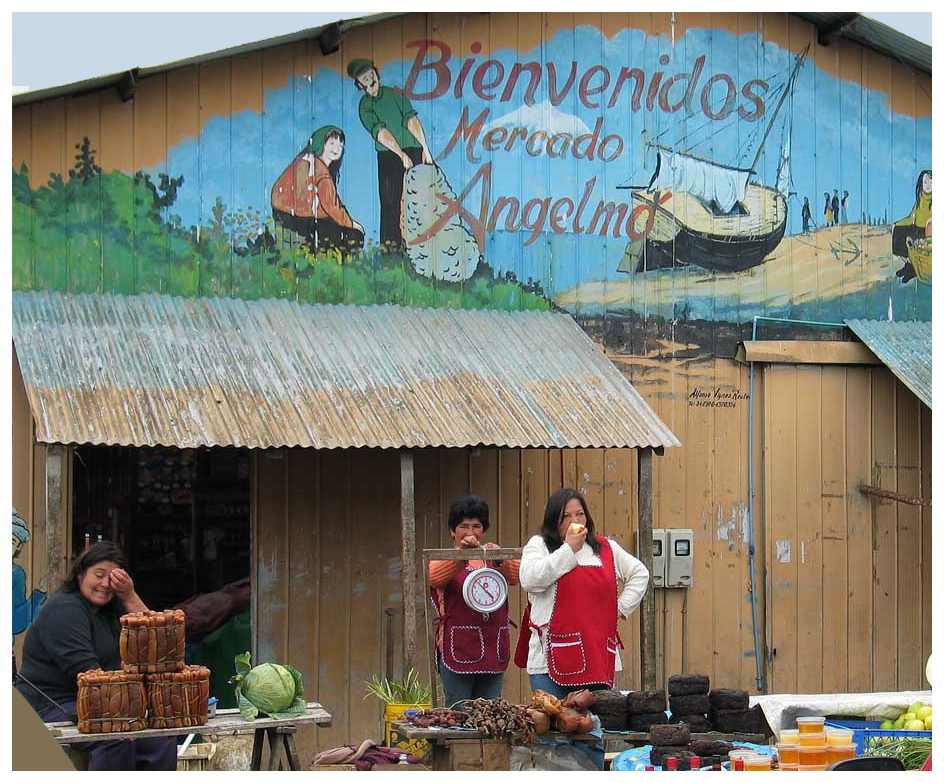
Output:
[{"left": 271, "top": 125, "right": 365, "bottom": 256}]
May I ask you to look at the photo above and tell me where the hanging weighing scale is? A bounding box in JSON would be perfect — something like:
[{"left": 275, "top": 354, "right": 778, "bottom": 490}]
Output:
[{"left": 461, "top": 565, "right": 508, "bottom": 618}]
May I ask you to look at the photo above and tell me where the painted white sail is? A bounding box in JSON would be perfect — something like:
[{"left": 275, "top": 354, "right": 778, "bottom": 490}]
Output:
[{"left": 651, "top": 150, "right": 750, "bottom": 214}]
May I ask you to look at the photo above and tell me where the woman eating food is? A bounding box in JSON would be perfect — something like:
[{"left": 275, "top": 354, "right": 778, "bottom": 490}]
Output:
[
  {"left": 428, "top": 495, "right": 520, "bottom": 708},
  {"left": 515, "top": 487, "right": 649, "bottom": 696},
  {"left": 15, "top": 542, "right": 177, "bottom": 770}
]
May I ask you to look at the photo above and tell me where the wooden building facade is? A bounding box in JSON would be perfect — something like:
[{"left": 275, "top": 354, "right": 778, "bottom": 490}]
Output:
[{"left": 12, "top": 11, "right": 931, "bottom": 763}]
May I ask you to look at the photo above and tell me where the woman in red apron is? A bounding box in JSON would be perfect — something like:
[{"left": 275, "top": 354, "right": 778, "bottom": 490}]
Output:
[
  {"left": 428, "top": 495, "right": 520, "bottom": 708},
  {"left": 515, "top": 488, "right": 649, "bottom": 697}
]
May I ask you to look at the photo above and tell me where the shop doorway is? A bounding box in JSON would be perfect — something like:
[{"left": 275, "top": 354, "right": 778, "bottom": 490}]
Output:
[{"left": 71, "top": 445, "right": 252, "bottom": 706}]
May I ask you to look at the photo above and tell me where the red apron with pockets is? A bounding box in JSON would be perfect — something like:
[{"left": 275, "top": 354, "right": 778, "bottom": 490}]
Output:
[
  {"left": 513, "top": 536, "right": 619, "bottom": 687},
  {"left": 435, "top": 564, "right": 511, "bottom": 674}
]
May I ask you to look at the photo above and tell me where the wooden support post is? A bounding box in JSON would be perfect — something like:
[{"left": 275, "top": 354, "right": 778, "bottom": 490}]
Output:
[
  {"left": 45, "top": 444, "right": 67, "bottom": 588},
  {"left": 401, "top": 451, "right": 417, "bottom": 675},
  {"left": 637, "top": 447, "right": 657, "bottom": 690}
]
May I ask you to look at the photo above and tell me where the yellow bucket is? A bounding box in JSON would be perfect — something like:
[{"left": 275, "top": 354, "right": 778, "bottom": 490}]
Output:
[{"left": 384, "top": 702, "right": 431, "bottom": 758}]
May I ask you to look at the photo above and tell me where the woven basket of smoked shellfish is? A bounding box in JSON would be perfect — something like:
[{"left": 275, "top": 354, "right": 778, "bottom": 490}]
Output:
[
  {"left": 146, "top": 665, "right": 211, "bottom": 729},
  {"left": 76, "top": 669, "right": 147, "bottom": 734},
  {"left": 119, "top": 609, "right": 186, "bottom": 674}
]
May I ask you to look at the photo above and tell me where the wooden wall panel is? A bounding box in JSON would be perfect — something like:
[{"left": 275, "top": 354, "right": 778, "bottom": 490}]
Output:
[
  {"left": 845, "top": 367, "right": 873, "bottom": 692},
  {"left": 761, "top": 364, "right": 928, "bottom": 695}
]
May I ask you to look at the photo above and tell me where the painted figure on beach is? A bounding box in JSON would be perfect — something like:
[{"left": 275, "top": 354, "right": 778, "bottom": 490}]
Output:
[
  {"left": 801, "top": 197, "right": 812, "bottom": 233},
  {"left": 347, "top": 58, "right": 434, "bottom": 253},
  {"left": 271, "top": 126, "right": 365, "bottom": 256},
  {"left": 893, "top": 170, "right": 932, "bottom": 284}
]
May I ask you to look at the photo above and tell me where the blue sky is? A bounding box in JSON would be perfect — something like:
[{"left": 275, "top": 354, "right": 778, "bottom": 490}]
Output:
[{"left": 11, "top": 12, "right": 932, "bottom": 92}]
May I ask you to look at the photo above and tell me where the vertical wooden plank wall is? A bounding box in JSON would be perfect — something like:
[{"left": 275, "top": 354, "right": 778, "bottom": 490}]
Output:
[
  {"left": 761, "top": 364, "right": 931, "bottom": 695},
  {"left": 253, "top": 445, "right": 650, "bottom": 762}
]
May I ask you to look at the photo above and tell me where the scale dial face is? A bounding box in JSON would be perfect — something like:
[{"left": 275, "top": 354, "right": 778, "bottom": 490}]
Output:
[{"left": 461, "top": 567, "right": 509, "bottom": 614}]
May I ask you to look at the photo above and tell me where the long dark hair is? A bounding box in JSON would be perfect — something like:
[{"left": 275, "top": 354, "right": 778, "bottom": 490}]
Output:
[
  {"left": 540, "top": 488, "right": 600, "bottom": 556},
  {"left": 915, "top": 169, "right": 932, "bottom": 203},
  {"left": 60, "top": 541, "right": 128, "bottom": 605}
]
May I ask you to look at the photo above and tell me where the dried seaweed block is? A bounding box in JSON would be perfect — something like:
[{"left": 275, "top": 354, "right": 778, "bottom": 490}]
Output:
[
  {"left": 649, "top": 747, "right": 694, "bottom": 768},
  {"left": 590, "top": 689, "right": 628, "bottom": 715},
  {"left": 689, "top": 739, "right": 734, "bottom": 758},
  {"left": 709, "top": 706, "right": 769, "bottom": 735},
  {"left": 667, "top": 673, "right": 709, "bottom": 696},
  {"left": 628, "top": 711, "right": 669, "bottom": 731},
  {"left": 627, "top": 689, "right": 667, "bottom": 715},
  {"left": 669, "top": 693, "right": 710, "bottom": 715},
  {"left": 709, "top": 688, "right": 749, "bottom": 711},
  {"left": 598, "top": 712, "right": 629, "bottom": 731},
  {"left": 649, "top": 723, "right": 691, "bottom": 746},
  {"left": 671, "top": 714, "right": 712, "bottom": 733}
]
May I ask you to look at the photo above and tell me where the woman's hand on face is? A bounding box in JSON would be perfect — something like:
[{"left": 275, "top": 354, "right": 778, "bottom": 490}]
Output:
[
  {"left": 564, "top": 525, "right": 587, "bottom": 553},
  {"left": 108, "top": 568, "right": 135, "bottom": 598}
]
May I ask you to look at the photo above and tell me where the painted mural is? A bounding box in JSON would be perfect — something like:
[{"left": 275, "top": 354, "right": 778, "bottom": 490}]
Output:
[
  {"left": 11, "top": 15, "right": 932, "bottom": 359},
  {"left": 12, "top": 508, "right": 46, "bottom": 637}
]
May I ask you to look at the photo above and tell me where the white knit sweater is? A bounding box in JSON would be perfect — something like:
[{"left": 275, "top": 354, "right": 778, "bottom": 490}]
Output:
[{"left": 518, "top": 534, "right": 650, "bottom": 675}]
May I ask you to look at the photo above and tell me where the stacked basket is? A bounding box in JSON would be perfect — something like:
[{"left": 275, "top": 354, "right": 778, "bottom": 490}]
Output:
[{"left": 76, "top": 609, "right": 210, "bottom": 734}]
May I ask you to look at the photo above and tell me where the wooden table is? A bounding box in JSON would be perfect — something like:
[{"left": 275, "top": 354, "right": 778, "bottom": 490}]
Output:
[
  {"left": 46, "top": 701, "right": 332, "bottom": 771},
  {"left": 393, "top": 722, "right": 604, "bottom": 770},
  {"left": 604, "top": 729, "right": 769, "bottom": 748}
]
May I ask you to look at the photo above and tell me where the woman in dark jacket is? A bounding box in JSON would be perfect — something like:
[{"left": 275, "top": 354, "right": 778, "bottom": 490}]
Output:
[{"left": 15, "top": 542, "right": 177, "bottom": 770}]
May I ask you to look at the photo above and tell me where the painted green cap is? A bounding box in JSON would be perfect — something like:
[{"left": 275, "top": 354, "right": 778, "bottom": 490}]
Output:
[{"left": 346, "top": 58, "right": 374, "bottom": 79}]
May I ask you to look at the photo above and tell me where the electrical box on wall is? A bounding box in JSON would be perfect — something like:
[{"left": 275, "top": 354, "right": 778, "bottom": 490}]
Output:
[
  {"left": 666, "top": 528, "right": 694, "bottom": 588},
  {"left": 636, "top": 529, "right": 667, "bottom": 588}
]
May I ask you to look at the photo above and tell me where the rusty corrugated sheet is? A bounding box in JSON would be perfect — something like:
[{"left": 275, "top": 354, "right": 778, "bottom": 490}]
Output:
[
  {"left": 12, "top": 291, "right": 680, "bottom": 450},
  {"left": 846, "top": 319, "right": 931, "bottom": 409}
]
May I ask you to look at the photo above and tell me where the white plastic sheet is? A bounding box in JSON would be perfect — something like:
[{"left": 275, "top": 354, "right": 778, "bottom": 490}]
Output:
[{"left": 750, "top": 690, "right": 933, "bottom": 738}]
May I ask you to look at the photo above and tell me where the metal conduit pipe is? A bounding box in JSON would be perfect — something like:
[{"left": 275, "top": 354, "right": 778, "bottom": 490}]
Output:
[{"left": 746, "top": 315, "right": 845, "bottom": 692}]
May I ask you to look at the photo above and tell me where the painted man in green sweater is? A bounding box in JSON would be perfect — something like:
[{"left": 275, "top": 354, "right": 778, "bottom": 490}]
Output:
[{"left": 348, "top": 58, "right": 434, "bottom": 252}]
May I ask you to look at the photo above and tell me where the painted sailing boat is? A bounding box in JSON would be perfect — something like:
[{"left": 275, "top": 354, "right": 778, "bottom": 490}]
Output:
[{"left": 620, "top": 45, "right": 809, "bottom": 273}]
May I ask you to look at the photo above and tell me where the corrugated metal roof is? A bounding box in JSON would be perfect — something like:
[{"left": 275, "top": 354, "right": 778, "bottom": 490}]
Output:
[
  {"left": 12, "top": 291, "right": 680, "bottom": 451},
  {"left": 795, "top": 13, "right": 931, "bottom": 74},
  {"left": 846, "top": 320, "right": 932, "bottom": 409}
]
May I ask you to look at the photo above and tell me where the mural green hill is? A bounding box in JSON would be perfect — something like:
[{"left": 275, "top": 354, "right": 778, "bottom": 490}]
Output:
[{"left": 12, "top": 141, "right": 550, "bottom": 312}]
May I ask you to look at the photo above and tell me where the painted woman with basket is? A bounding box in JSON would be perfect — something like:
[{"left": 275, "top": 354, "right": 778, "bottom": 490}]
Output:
[{"left": 15, "top": 542, "right": 177, "bottom": 770}]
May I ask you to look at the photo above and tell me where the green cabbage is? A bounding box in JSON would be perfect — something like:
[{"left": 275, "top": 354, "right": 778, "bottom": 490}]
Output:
[{"left": 230, "top": 652, "right": 305, "bottom": 720}]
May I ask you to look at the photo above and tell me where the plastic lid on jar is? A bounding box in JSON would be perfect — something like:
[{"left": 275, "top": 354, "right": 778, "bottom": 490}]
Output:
[{"left": 796, "top": 716, "right": 826, "bottom": 725}]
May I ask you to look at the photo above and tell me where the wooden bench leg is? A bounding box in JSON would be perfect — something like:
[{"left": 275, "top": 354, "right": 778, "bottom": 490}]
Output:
[
  {"left": 266, "top": 728, "right": 289, "bottom": 771},
  {"left": 277, "top": 727, "right": 301, "bottom": 770},
  {"left": 250, "top": 728, "right": 266, "bottom": 770}
]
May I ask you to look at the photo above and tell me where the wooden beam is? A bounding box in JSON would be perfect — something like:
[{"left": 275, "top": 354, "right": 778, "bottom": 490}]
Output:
[
  {"left": 400, "top": 451, "right": 417, "bottom": 674},
  {"left": 816, "top": 12, "right": 859, "bottom": 46},
  {"left": 860, "top": 484, "right": 931, "bottom": 508},
  {"left": 637, "top": 447, "right": 657, "bottom": 691},
  {"left": 44, "top": 444, "right": 67, "bottom": 588},
  {"left": 421, "top": 547, "right": 522, "bottom": 562},
  {"left": 735, "top": 340, "right": 881, "bottom": 366}
]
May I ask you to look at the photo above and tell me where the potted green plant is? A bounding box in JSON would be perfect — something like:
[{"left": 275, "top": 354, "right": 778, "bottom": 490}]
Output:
[{"left": 364, "top": 669, "right": 432, "bottom": 756}]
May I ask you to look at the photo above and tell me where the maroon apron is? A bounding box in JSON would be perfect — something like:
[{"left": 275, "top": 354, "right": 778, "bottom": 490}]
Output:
[
  {"left": 513, "top": 536, "right": 620, "bottom": 687},
  {"left": 434, "top": 565, "right": 511, "bottom": 674}
]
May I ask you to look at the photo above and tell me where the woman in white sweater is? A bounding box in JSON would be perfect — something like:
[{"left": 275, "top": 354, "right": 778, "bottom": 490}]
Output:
[{"left": 514, "top": 487, "right": 650, "bottom": 697}]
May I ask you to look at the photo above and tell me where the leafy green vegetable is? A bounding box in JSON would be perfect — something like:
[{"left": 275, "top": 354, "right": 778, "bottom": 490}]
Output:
[
  {"left": 865, "top": 736, "right": 932, "bottom": 770},
  {"left": 229, "top": 651, "right": 305, "bottom": 720}
]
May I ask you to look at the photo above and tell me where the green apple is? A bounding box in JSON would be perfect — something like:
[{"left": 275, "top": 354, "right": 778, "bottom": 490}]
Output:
[
  {"left": 905, "top": 719, "right": 926, "bottom": 731},
  {"left": 916, "top": 706, "right": 932, "bottom": 721},
  {"left": 909, "top": 702, "right": 925, "bottom": 715},
  {"left": 894, "top": 717, "right": 906, "bottom": 729},
  {"left": 902, "top": 713, "right": 917, "bottom": 723},
  {"left": 924, "top": 716, "right": 932, "bottom": 730},
  {"left": 880, "top": 719, "right": 895, "bottom": 730}
]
